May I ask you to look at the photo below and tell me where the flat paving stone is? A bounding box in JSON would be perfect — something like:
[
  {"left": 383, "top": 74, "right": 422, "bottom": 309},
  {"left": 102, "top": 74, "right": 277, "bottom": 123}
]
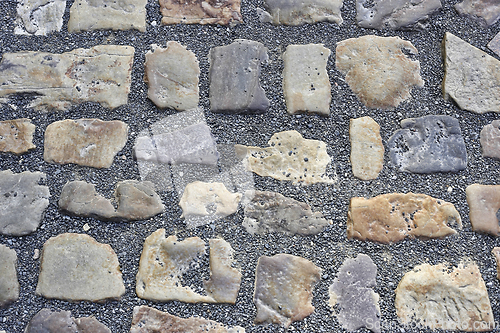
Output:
[
  {"left": 257, "top": 0, "right": 343, "bottom": 25},
  {"left": 25, "top": 308, "right": 111, "bottom": 333},
  {"left": 480, "top": 119, "right": 500, "bottom": 159},
  {"left": 159, "top": 0, "right": 242, "bottom": 25},
  {"left": 14, "top": 0, "right": 65, "bottom": 35},
  {"left": 493, "top": 247, "right": 500, "bottom": 280},
  {"left": 0, "top": 244, "right": 19, "bottom": 308},
  {"left": 466, "top": 184, "right": 500, "bottom": 236},
  {"left": 488, "top": 31, "right": 500, "bottom": 57},
  {"left": 0, "top": 118, "right": 36, "bottom": 155},
  {"left": 350, "top": 116, "right": 384, "bottom": 180},
  {"left": 455, "top": 0, "right": 500, "bottom": 26}
]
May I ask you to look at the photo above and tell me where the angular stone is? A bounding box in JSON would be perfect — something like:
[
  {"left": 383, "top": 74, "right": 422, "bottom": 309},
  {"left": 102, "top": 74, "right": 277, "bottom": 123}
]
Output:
[
  {"left": 336, "top": 35, "right": 424, "bottom": 109},
  {"left": 347, "top": 193, "right": 462, "bottom": 243},
  {"left": 488, "top": 32, "right": 500, "bottom": 58},
  {"left": 350, "top": 116, "right": 384, "bottom": 180},
  {"left": 44, "top": 119, "right": 128, "bottom": 168},
  {"left": 395, "top": 262, "right": 494, "bottom": 331},
  {"left": 243, "top": 190, "right": 331, "bottom": 235},
  {"left": 36, "top": 233, "right": 125, "bottom": 302},
  {"left": 0, "top": 118, "right": 36, "bottom": 155},
  {"left": 388, "top": 115, "right": 467, "bottom": 173},
  {"left": 329, "top": 254, "right": 380, "bottom": 333},
  {"left": 136, "top": 229, "right": 241, "bottom": 303},
  {"left": 209, "top": 40, "right": 269, "bottom": 114},
  {"left": 282, "top": 44, "right": 331, "bottom": 115},
  {"left": 25, "top": 309, "right": 111, "bottom": 333},
  {"left": 0, "top": 170, "right": 50, "bottom": 236},
  {"left": 466, "top": 184, "right": 500, "bottom": 236},
  {"left": 59, "top": 181, "right": 116, "bottom": 220},
  {"left": 14, "top": 0, "right": 65, "bottom": 35},
  {"left": 254, "top": 254, "right": 321, "bottom": 328},
  {"left": 455, "top": 0, "right": 500, "bottom": 26},
  {"left": 68, "top": 0, "right": 147, "bottom": 32},
  {"left": 443, "top": 32, "right": 500, "bottom": 114},
  {"left": 159, "top": 0, "right": 242, "bottom": 25},
  {"left": 0, "top": 244, "right": 19, "bottom": 308},
  {"left": 235, "top": 130, "right": 333, "bottom": 185},
  {"left": 493, "top": 248, "right": 500, "bottom": 280},
  {"left": 0, "top": 45, "right": 134, "bottom": 111},
  {"left": 481, "top": 120, "right": 500, "bottom": 159},
  {"left": 257, "top": 0, "right": 343, "bottom": 25}
]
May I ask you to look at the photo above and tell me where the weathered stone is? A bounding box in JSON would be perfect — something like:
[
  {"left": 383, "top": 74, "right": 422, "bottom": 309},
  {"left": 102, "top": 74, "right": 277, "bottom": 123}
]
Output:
[
  {"left": 466, "top": 184, "right": 500, "bottom": 236},
  {"left": 159, "top": 0, "right": 242, "bottom": 25},
  {"left": 25, "top": 309, "right": 111, "bottom": 333},
  {"left": 443, "top": 32, "right": 500, "bottom": 114},
  {"left": 68, "top": 0, "right": 147, "bottom": 32},
  {"left": 209, "top": 40, "right": 269, "bottom": 114},
  {"left": 455, "top": 0, "right": 500, "bottom": 26},
  {"left": 130, "top": 306, "right": 245, "bottom": 333},
  {"left": 136, "top": 229, "right": 241, "bottom": 303},
  {"left": 0, "top": 170, "right": 50, "bottom": 236},
  {"left": 350, "top": 117, "right": 384, "bottom": 180},
  {"left": 0, "top": 244, "right": 19, "bottom": 308},
  {"left": 329, "top": 254, "right": 380, "bottom": 333},
  {"left": 481, "top": 120, "right": 500, "bottom": 159},
  {"left": 243, "top": 190, "right": 331, "bottom": 235},
  {"left": 114, "top": 181, "right": 164, "bottom": 221},
  {"left": 0, "top": 45, "right": 134, "bottom": 111},
  {"left": 36, "top": 233, "right": 125, "bottom": 302},
  {"left": 488, "top": 32, "right": 500, "bottom": 58},
  {"left": 388, "top": 115, "right": 467, "bottom": 173},
  {"left": 235, "top": 130, "right": 333, "bottom": 185},
  {"left": 0, "top": 118, "right": 36, "bottom": 155},
  {"left": 44, "top": 119, "right": 128, "bottom": 168},
  {"left": 282, "top": 44, "right": 331, "bottom": 116},
  {"left": 14, "top": 0, "right": 65, "bottom": 35},
  {"left": 395, "top": 262, "right": 494, "bottom": 331},
  {"left": 59, "top": 181, "right": 116, "bottom": 220},
  {"left": 492, "top": 247, "right": 500, "bottom": 280},
  {"left": 336, "top": 35, "right": 424, "bottom": 109},
  {"left": 347, "top": 193, "right": 462, "bottom": 243},
  {"left": 257, "top": 0, "right": 343, "bottom": 25}
]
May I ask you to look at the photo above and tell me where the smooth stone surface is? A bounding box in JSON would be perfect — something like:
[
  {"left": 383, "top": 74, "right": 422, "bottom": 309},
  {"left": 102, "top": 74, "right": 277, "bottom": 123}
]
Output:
[
  {"left": 443, "top": 32, "right": 500, "bottom": 114},
  {"left": 209, "top": 39, "right": 269, "bottom": 114},
  {"left": 0, "top": 118, "right": 36, "bottom": 155},
  {"left": 388, "top": 115, "right": 467, "bottom": 173},
  {"left": 455, "top": 0, "right": 500, "bottom": 26},
  {"left": 466, "top": 184, "right": 500, "bottom": 236},
  {"left": 25, "top": 309, "right": 111, "bottom": 333},
  {"left": 242, "top": 190, "right": 331, "bottom": 235},
  {"left": 59, "top": 181, "right": 116, "bottom": 220},
  {"left": 480, "top": 120, "right": 500, "bottom": 159},
  {"left": 254, "top": 254, "right": 321, "bottom": 328},
  {"left": 159, "top": 0, "right": 242, "bottom": 25},
  {"left": 257, "top": 0, "right": 343, "bottom": 25},
  {"left": 0, "top": 244, "right": 19, "bottom": 308},
  {"left": 36, "top": 233, "right": 125, "bottom": 302},
  {"left": 488, "top": 31, "right": 500, "bottom": 57},
  {"left": 44, "top": 119, "right": 128, "bottom": 168},
  {"left": 336, "top": 35, "right": 424, "bottom": 109},
  {"left": 348, "top": 193, "right": 462, "bottom": 243},
  {"left": 349, "top": 116, "right": 384, "bottom": 180},
  {"left": 0, "top": 45, "right": 134, "bottom": 111},
  {"left": 282, "top": 44, "right": 331, "bottom": 116},
  {"left": 14, "top": 0, "right": 65, "bottom": 35},
  {"left": 0, "top": 170, "right": 50, "bottom": 236}
]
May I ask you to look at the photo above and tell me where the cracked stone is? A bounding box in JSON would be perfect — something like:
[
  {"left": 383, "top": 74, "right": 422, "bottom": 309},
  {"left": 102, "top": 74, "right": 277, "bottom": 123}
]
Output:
[
  {"left": 257, "top": 0, "right": 343, "bottom": 25},
  {"left": 25, "top": 308, "right": 111, "bottom": 333},
  {"left": 481, "top": 120, "right": 500, "bottom": 159},
  {"left": 14, "top": 0, "right": 65, "bottom": 35},
  {"left": 159, "top": 0, "right": 242, "bottom": 25},
  {"left": 488, "top": 32, "right": 500, "bottom": 58},
  {"left": 466, "top": 184, "right": 500, "bottom": 236},
  {"left": 455, "top": 0, "right": 500, "bottom": 26},
  {"left": 0, "top": 118, "right": 36, "bottom": 155},
  {"left": 350, "top": 116, "right": 384, "bottom": 180},
  {"left": 0, "top": 244, "right": 19, "bottom": 308}
]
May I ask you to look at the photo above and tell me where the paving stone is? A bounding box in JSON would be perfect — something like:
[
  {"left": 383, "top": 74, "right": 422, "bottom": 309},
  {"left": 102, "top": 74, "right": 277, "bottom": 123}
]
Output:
[
  {"left": 209, "top": 39, "right": 269, "bottom": 114},
  {"left": 336, "top": 35, "right": 424, "bottom": 109},
  {"left": 329, "top": 254, "right": 380, "bottom": 333},
  {"left": 480, "top": 120, "right": 500, "bottom": 159},
  {"left": 254, "top": 254, "right": 321, "bottom": 328},
  {"left": 347, "top": 193, "right": 462, "bottom": 243},
  {"left": 25, "top": 308, "right": 111, "bottom": 333},
  {"left": 492, "top": 248, "right": 500, "bottom": 280},
  {"left": 0, "top": 118, "right": 36, "bottom": 155},
  {"left": 395, "top": 262, "right": 494, "bottom": 331},
  {"left": 466, "top": 184, "right": 500, "bottom": 236},
  {"left": 159, "top": 0, "right": 242, "bottom": 25},
  {"left": 14, "top": 0, "right": 65, "bottom": 35},
  {"left": 0, "top": 45, "right": 134, "bottom": 111},
  {"left": 68, "top": 0, "right": 147, "bottom": 32},
  {"left": 282, "top": 44, "right": 331, "bottom": 116},
  {"left": 257, "top": 0, "right": 343, "bottom": 25},
  {"left": 388, "top": 115, "right": 467, "bottom": 173},
  {"left": 36, "top": 233, "right": 125, "bottom": 302},
  {"left": 235, "top": 130, "right": 333, "bottom": 185},
  {"left": 443, "top": 32, "right": 500, "bottom": 114},
  {"left": 44, "top": 119, "right": 128, "bottom": 168},
  {"left": 488, "top": 32, "right": 500, "bottom": 58},
  {"left": 136, "top": 229, "right": 241, "bottom": 303},
  {"left": 59, "top": 181, "right": 116, "bottom": 220},
  {"left": 0, "top": 170, "right": 50, "bottom": 236},
  {"left": 349, "top": 116, "right": 384, "bottom": 180},
  {"left": 455, "top": 0, "right": 500, "bottom": 26},
  {"left": 242, "top": 190, "right": 331, "bottom": 235},
  {"left": 0, "top": 244, "right": 19, "bottom": 308}
]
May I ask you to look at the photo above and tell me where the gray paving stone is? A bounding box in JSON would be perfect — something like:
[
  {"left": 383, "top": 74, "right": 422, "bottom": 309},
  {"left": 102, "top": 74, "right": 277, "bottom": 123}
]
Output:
[
  {"left": 25, "top": 308, "right": 111, "bottom": 333},
  {"left": 0, "top": 244, "right": 19, "bottom": 308},
  {"left": 488, "top": 32, "right": 500, "bottom": 57},
  {"left": 455, "top": 0, "right": 500, "bottom": 26},
  {"left": 466, "top": 184, "right": 500, "bottom": 236},
  {"left": 257, "top": 0, "right": 343, "bottom": 25},
  {"left": 14, "top": 0, "right": 65, "bottom": 35}
]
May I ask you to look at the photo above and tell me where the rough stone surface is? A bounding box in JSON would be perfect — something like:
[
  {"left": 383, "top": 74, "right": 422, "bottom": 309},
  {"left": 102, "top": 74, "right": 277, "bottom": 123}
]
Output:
[
  {"left": 14, "top": 0, "right": 65, "bottom": 35},
  {"left": 347, "top": 193, "right": 462, "bottom": 243},
  {"left": 466, "top": 184, "right": 500, "bottom": 236},
  {"left": 349, "top": 116, "right": 384, "bottom": 180},
  {"left": 0, "top": 244, "right": 19, "bottom": 308},
  {"left": 254, "top": 254, "right": 321, "bottom": 328},
  {"left": 0, "top": 170, "right": 50, "bottom": 236},
  {"left": 0, "top": 118, "right": 36, "bottom": 155},
  {"left": 159, "top": 0, "right": 242, "bottom": 25},
  {"left": 336, "top": 35, "right": 424, "bottom": 109},
  {"left": 455, "top": 0, "right": 500, "bottom": 26},
  {"left": 493, "top": 247, "right": 500, "bottom": 280},
  {"left": 282, "top": 44, "right": 331, "bottom": 116},
  {"left": 395, "top": 262, "right": 494, "bottom": 331},
  {"left": 0, "top": 45, "right": 134, "bottom": 111},
  {"left": 25, "top": 308, "right": 111, "bottom": 333},
  {"left": 36, "top": 233, "right": 125, "bottom": 302},
  {"left": 329, "top": 254, "right": 380, "bottom": 333},
  {"left": 488, "top": 31, "right": 500, "bottom": 58},
  {"left": 44, "top": 119, "right": 128, "bottom": 168},
  {"left": 480, "top": 120, "right": 500, "bottom": 159},
  {"left": 388, "top": 115, "right": 467, "bottom": 173},
  {"left": 209, "top": 39, "right": 269, "bottom": 114},
  {"left": 443, "top": 32, "right": 500, "bottom": 114},
  {"left": 257, "top": 0, "right": 343, "bottom": 25}
]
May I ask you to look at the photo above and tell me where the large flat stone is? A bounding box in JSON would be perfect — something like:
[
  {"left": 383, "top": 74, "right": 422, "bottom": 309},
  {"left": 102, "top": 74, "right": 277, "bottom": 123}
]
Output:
[
  {"left": 25, "top": 309, "right": 111, "bottom": 333},
  {"left": 349, "top": 116, "right": 384, "bottom": 180},
  {"left": 480, "top": 120, "right": 500, "bottom": 159},
  {"left": 466, "top": 184, "right": 500, "bottom": 236},
  {"left": 0, "top": 45, "right": 134, "bottom": 111},
  {"left": 488, "top": 32, "right": 500, "bottom": 58},
  {"left": 0, "top": 118, "right": 36, "bottom": 155},
  {"left": 455, "top": 0, "right": 500, "bottom": 26},
  {"left": 336, "top": 35, "right": 424, "bottom": 109},
  {"left": 0, "top": 244, "right": 19, "bottom": 308},
  {"left": 257, "top": 0, "right": 343, "bottom": 25},
  {"left": 159, "top": 0, "right": 242, "bottom": 25},
  {"left": 14, "top": 0, "right": 65, "bottom": 35},
  {"left": 347, "top": 193, "right": 462, "bottom": 243}
]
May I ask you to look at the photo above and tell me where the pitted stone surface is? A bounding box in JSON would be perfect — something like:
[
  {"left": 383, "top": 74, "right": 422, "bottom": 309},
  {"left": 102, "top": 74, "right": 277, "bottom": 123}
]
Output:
[
  {"left": 0, "top": 45, "right": 134, "bottom": 111},
  {"left": 283, "top": 44, "right": 331, "bottom": 115},
  {"left": 347, "top": 193, "right": 462, "bottom": 243},
  {"left": 0, "top": 118, "right": 36, "bottom": 155},
  {"left": 257, "top": 0, "right": 343, "bottom": 25},
  {"left": 493, "top": 248, "right": 500, "bottom": 280},
  {"left": 25, "top": 309, "right": 111, "bottom": 333},
  {"left": 336, "top": 35, "right": 424, "bottom": 109},
  {"left": 488, "top": 32, "right": 500, "bottom": 57},
  {"left": 480, "top": 120, "right": 500, "bottom": 159},
  {"left": 350, "top": 116, "right": 384, "bottom": 180},
  {"left": 159, "top": 0, "right": 242, "bottom": 25},
  {"left": 466, "top": 184, "right": 500, "bottom": 236},
  {"left": 0, "top": 244, "right": 19, "bottom": 308},
  {"left": 15, "top": 0, "right": 65, "bottom": 35},
  {"left": 455, "top": 0, "right": 500, "bottom": 26},
  {"left": 388, "top": 115, "right": 467, "bottom": 173}
]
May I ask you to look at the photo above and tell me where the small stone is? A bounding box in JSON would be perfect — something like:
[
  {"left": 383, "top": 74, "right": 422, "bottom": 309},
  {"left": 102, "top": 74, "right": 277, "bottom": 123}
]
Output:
[
  {"left": 388, "top": 115, "right": 467, "bottom": 173},
  {"left": 44, "top": 119, "right": 128, "bottom": 168},
  {"left": 488, "top": 32, "right": 500, "bottom": 57},
  {"left": 159, "top": 0, "right": 242, "bottom": 25},
  {"left": 83, "top": 223, "right": 90, "bottom": 231},
  {"left": 455, "top": 0, "right": 500, "bottom": 26},
  {"left": 36, "top": 233, "right": 125, "bottom": 302},
  {"left": 350, "top": 116, "right": 384, "bottom": 180},
  {"left": 0, "top": 244, "right": 19, "bottom": 308},
  {"left": 480, "top": 120, "right": 500, "bottom": 159},
  {"left": 336, "top": 35, "right": 424, "bottom": 109},
  {"left": 282, "top": 44, "right": 331, "bottom": 116},
  {"left": 0, "top": 119, "right": 36, "bottom": 155},
  {"left": 209, "top": 39, "right": 269, "bottom": 114},
  {"left": 257, "top": 0, "right": 343, "bottom": 25},
  {"left": 347, "top": 193, "right": 462, "bottom": 243},
  {"left": 14, "top": 0, "right": 65, "bottom": 35},
  {"left": 33, "top": 249, "right": 39, "bottom": 259},
  {"left": 25, "top": 308, "right": 111, "bottom": 333},
  {"left": 466, "top": 184, "right": 500, "bottom": 236}
]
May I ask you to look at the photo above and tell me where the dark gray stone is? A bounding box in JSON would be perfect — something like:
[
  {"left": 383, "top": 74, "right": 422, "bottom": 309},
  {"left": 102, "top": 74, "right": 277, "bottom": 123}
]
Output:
[{"left": 25, "top": 308, "right": 110, "bottom": 333}]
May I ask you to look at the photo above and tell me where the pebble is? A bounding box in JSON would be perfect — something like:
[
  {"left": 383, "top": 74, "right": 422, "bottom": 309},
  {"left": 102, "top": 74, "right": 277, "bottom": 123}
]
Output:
[{"left": 0, "top": 244, "right": 19, "bottom": 308}]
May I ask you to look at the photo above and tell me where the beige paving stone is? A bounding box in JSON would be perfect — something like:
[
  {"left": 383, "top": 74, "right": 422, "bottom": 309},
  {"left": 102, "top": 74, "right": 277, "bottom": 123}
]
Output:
[
  {"left": 0, "top": 244, "right": 19, "bottom": 308},
  {"left": 466, "top": 184, "right": 500, "bottom": 236},
  {"left": 455, "top": 0, "right": 500, "bottom": 26},
  {"left": 159, "top": 0, "right": 242, "bottom": 25},
  {"left": 349, "top": 116, "right": 384, "bottom": 180},
  {"left": 25, "top": 308, "right": 111, "bottom": 333},
  {"left": 480, "top": 120, "right": 500, "bottom": 159},
  {"left": 257, "top": 0, "right": 343, "bottom": 25},
  {"left": 15, "top": 0, "right": 65, "bottom": 35},
  {"left": 492, "top": 247, "right": 500, "bottom": 280},
  {"left": 0, "top": 118, "right": 35, "bottom": 155}
]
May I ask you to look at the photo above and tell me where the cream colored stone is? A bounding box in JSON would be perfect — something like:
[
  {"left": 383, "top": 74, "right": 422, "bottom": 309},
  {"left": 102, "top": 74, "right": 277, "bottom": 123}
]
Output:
[
  {"left": 0, "top": 119, "right": 35, "bottom": 155},
  {"left": 349, "top": 116, "right": 384, "bottom": 180},
  {"left": 15, "top": 0, "right": 65, "bottom": 35},
  {"left": 492, "top": 247, "right": 500, "bottom": 280},
  {"left": 466, "top": 184, "right": 500, "bottom": 236},
  {"left": 159, "top": 0, "right": 242, "bottom": 25},
  {"left": 257, "top": 0, "right": 343, "bottom": 25}
]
